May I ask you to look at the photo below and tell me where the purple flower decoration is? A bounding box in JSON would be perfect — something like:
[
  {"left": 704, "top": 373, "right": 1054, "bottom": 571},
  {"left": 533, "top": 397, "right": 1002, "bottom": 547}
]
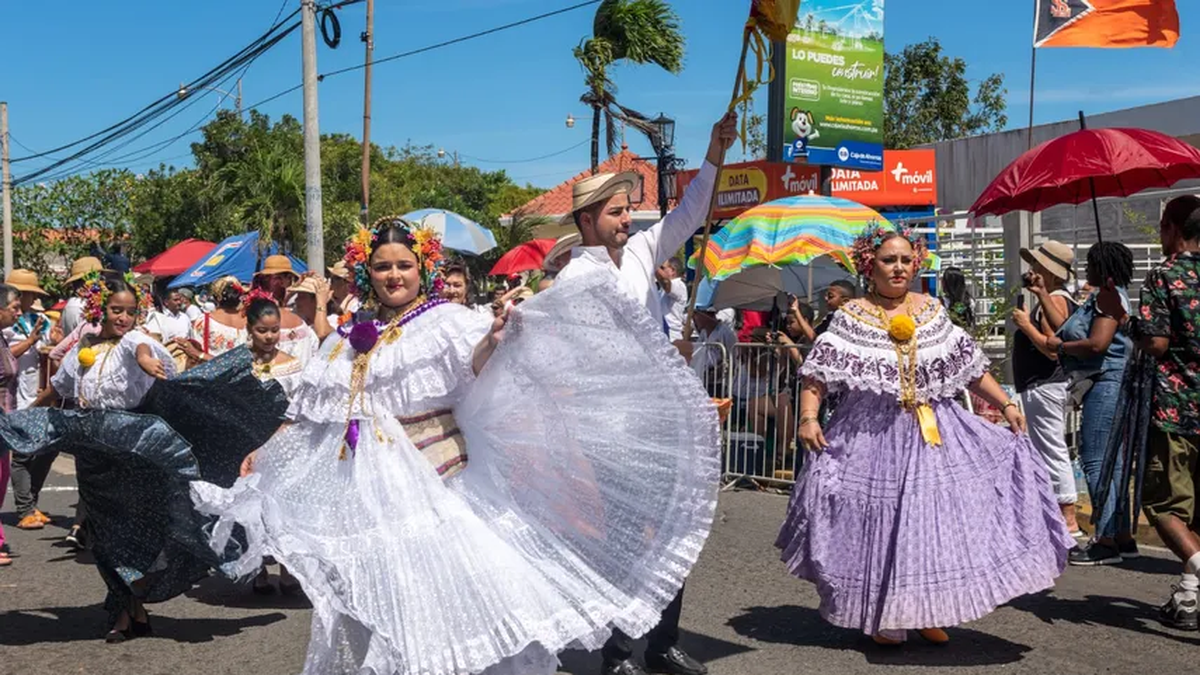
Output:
[{"left": 348, "top": 321, "right": 380, "bottom": 354}]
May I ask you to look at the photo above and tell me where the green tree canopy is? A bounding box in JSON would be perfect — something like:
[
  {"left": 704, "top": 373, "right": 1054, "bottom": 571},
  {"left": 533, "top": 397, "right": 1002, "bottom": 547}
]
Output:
[
  {"left": 883, "top": 37, "right": 1008, "bottom": 149},
  {"left": 8, "top": 109, "right": 546, "bottom": 290}
]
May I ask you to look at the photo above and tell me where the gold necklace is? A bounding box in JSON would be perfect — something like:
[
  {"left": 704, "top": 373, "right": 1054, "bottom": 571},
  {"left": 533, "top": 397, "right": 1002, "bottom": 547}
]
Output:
[
  {"left": 869, "top": 295, "right": 919, "bottom": 410},
  {"left": 339, "top": 296, "right": 427, "bottom": 460}
]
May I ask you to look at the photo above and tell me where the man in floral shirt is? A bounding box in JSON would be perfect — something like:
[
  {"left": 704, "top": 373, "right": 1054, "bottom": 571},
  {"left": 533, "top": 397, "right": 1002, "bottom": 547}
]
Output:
[{"left": 1103, "top": 195, "right": 1200, "bottom": 631}]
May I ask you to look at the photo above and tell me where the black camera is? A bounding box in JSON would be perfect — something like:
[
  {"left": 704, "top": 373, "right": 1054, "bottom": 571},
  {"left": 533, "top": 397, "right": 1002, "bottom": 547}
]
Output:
[{"left": 1021, "top": 272, "right": 1035, "bottom": 289}]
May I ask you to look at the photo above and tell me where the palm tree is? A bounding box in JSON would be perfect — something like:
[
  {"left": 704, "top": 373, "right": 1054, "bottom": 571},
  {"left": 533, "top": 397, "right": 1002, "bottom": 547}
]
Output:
[
  {"left": 573, "top": 0, "right": 685, "bottom": 173},
  {"left": 211, "top": 138, "right": 305, "bottom": 254}
]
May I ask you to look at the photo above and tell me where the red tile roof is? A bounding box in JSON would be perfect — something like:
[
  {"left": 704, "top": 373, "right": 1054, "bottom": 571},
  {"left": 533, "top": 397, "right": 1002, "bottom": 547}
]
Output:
[{"left": 506, "top": 145, "right": 674, "bottom": 218}]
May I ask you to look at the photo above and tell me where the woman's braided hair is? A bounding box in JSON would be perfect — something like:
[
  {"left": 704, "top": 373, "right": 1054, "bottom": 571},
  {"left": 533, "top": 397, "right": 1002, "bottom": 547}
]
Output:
[{"left": 1085, "top": 241, "right": 1134, "bottom": 288}]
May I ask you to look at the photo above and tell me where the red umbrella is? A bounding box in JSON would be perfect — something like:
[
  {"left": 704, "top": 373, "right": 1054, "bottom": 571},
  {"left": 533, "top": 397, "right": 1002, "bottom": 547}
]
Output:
[
  {"left": 488, "top": 238, "right": 557, "bottom": 276},
  {"left": 133, "top": 238, "right": 217, "bottom": 277},
  {"left": 970, "top": 127, "right": 1200, "bottom": 238}
]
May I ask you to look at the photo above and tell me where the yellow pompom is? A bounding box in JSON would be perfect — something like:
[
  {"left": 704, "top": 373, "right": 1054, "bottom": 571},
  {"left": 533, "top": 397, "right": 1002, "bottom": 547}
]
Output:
[
  {"left": 78, "top": 347, "right": 97, "bottom": 368},
  {"left": 888, "top": 315, "right": 917, "bottom": 342}
]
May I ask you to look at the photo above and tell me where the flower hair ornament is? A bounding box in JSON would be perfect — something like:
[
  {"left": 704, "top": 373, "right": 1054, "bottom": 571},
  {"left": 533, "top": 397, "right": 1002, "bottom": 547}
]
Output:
[
  {"left": 78, "top": 271, "right": 151, "bottom": 325},
  {"left": 849, "top": 221, "right": 929, "bottom": 281},
  {"left": 240, "top": 286, "right": 278, "bottom": 312},
  {"left": 343, "top": 215, "right": 446, "bottom": 304}
]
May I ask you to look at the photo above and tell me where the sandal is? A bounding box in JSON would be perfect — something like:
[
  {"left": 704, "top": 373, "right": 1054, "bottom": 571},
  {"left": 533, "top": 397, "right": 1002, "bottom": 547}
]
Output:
[
  {"left": 0, "top": 552, "right": 13, "bottom": 567},
  {"left": 917, "top": 628, "right": 950, "bottom": 645}
]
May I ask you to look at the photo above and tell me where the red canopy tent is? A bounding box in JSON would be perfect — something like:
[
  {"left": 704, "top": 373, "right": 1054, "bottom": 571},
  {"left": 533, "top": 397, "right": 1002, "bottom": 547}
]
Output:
[{"left": 133, "top": 239, "right": 217, "bottom": 277}]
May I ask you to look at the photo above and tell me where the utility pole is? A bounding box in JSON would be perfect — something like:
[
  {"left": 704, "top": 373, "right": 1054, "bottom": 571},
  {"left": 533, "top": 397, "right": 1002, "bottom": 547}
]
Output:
[
  {"left": 236, "top": 78, "right": 244, "bottom": 117},
  {"left": 360, "top": 0, "right": 375, "bottom": 224},
  {"left": 301, "top": 0, "right": 325, "bottom": 271},
  {"left": 1, "top": 102, "right": 12, "bottom": 277}
]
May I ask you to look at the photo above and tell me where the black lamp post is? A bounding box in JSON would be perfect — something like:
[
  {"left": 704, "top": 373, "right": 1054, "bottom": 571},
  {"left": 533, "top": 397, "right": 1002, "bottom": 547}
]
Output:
[{"left": 650, "top": 113, "right": 683, "bottom": 219}]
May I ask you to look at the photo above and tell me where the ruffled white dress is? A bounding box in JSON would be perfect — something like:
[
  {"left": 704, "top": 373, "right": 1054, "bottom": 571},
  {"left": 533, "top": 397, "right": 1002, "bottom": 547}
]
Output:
[
  {"left": 55, "top": 331, "right": 177, "bottom": 408},
  {"left": 252, "top": 357, "right": 305, "bottom": 400},
  {"left": 191, "top": 271, "right": 721, "bottom": 675}
]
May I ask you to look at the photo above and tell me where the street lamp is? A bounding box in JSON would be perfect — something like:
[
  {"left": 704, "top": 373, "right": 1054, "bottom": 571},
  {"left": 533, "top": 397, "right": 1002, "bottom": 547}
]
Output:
[
  {"left": 177, "top": 78, "right": 243, "bottom": 116},
  {"left": 437, "top": 148, "right": 460, "bottom": 167},
  {"left": 565, "top": 114, "right": 576, "bottom": 129},
  {"left": 650, "top": 113, "right": 676, "bottom": 154}
]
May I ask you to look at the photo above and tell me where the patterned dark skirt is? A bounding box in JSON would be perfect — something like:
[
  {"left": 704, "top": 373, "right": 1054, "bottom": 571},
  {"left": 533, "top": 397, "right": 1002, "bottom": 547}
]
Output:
[{"left": 0, "top": 347, "right": 288, "bottom": 618}]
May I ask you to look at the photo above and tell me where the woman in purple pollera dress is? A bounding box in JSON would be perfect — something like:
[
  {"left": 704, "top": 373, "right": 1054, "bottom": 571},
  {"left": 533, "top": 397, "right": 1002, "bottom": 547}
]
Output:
[{"left": 776, "top": 224, "right": 1074, "bottom": 646}]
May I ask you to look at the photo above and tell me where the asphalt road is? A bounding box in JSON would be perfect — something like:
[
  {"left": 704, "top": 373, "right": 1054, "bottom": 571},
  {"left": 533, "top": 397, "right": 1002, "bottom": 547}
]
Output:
[{"left": 2, "top": 458, "right": 1198, "bottom": 675}]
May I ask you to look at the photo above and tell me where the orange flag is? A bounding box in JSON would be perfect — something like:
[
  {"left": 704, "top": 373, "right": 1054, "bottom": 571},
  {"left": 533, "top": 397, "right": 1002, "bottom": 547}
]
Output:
[{"left": 1035, "top": 0, "right": 1179, "bottom": 48}]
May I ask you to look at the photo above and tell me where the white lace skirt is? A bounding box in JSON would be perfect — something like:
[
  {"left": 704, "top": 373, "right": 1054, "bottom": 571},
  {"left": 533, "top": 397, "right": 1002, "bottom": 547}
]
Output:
[{"left": 191, "top": 271, "right": 721, "bottom": 675}]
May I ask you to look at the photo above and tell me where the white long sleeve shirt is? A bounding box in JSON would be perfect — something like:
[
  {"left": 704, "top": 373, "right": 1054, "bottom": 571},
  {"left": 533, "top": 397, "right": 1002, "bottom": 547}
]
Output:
[{"left": 556, "top": 161, "right": 718, "bottom": 331}]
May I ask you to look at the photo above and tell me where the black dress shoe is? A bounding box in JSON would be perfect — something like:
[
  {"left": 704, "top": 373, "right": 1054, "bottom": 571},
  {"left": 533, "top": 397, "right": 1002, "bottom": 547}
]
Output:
[
  {"left": 645, "top": 647, "right": 707, "bottom": 675},
  {"left": 602, "top": 658, "right": 649, "bottom": 675}
]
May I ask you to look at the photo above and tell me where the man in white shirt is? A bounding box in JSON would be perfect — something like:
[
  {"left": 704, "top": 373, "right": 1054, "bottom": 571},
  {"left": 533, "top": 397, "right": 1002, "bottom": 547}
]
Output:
[
  {"left": 144, "top": 289, "right": 194, "bottom": 343},
  {"left": 558, "top": 111, "right": 736, "bottom": 675},
  {"left": 657, "top": 257, "right": 689, "bottom": 341},
  {"left": 690, "top": 306, "right": 737, "bottom": 390},
  {"left": 178, "top": 287, "right": 204, "bottom": 322}
]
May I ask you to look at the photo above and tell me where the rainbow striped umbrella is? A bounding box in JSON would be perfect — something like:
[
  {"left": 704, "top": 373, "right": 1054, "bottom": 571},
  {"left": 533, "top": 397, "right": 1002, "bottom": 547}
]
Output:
[{"left": 692, "top": 195, "right": 885, "bottom": 281}]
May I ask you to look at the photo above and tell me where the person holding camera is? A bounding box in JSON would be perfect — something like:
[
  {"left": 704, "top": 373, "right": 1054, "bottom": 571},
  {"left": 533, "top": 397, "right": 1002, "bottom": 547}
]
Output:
[{"left": 1012, "top": 242, "right": 1082, "bottom": 536}]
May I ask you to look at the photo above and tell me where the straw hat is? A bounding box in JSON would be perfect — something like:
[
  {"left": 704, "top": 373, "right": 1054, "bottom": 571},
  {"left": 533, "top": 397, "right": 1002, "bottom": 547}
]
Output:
[
  {"left": 255, "top": 255, "right": 299, "bottom": 279},
  {"left": 31, "top": 299, "right": 46, "bottom": 313},
  {"left": 65, "top": 256, "right": 107, "bottom": 284},
  {"left": 1020, "top": 240, "right": 1075, "bottom": 282},
  {"left": 327, "top": 261, "right": 351, "bottom": 281},
  {"left": 5, "top": 269, "right": 49, "bottom": 296},
  {"left": 287, "top": 276, "right": 321, "bottom": 296},
  {"left": 561, "top": 171, "right": 642, "bottom": 224},
  {"left": 543, "top": 233, "right": 582, "bottom": 273}
]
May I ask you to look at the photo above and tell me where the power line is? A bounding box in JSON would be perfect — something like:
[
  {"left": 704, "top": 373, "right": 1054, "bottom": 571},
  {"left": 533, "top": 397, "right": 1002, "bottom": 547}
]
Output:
[
  {"left": 243, "top": 0, "right": 601, "bottom": 109},
  {"left": 461, "top": 139, "right": 589, "bottom": 164},
  {"left": 12, "top": 12, "right": 306, "bottom": 185}
]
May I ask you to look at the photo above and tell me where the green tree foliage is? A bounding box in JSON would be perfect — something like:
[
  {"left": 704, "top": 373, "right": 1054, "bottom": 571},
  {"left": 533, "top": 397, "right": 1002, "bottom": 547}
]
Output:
[
  {"left": 8, "top": 109, "right": 545, "bottom": 288},
  {"left": 574, "top": 0, "right": 685, "bottom": 172},
  {"left": 11, "top": 170, "right": 138, "bottom": 294},
  {"left": 883, "top": 37, "right": 1007, "bottom": 149}
]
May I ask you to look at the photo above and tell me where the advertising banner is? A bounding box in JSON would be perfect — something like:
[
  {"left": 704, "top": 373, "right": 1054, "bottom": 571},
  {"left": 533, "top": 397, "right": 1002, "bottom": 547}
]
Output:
[
  {"left": 676, "top": 150, "right": 936, "bottom": 220},
  {"left": 781, "top": 0, "right": 885, "bottom": 171}
]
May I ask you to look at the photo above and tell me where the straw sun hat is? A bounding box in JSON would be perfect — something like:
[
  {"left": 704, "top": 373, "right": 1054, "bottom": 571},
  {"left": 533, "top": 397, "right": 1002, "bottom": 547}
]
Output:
[
  {"left": 5, "top": 269, "right": 49, "bottom": 296},
  {"left": 255, "top": 255, "right": 299, "bottom": 279},
  {"left": 1019, "top": 240, "right": 1075, "bottom": 282},
  {"left": 66, "top": 256, "right": 108, "bottom": 284},
  {"left": 561, "top": 172, "right": 643, "bottom": 225}
]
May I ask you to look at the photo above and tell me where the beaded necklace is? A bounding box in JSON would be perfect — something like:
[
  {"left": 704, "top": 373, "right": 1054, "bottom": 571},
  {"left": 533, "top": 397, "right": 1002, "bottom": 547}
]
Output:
[
  {"left": 336, "top": 296, "right": 446, "bottom": 460},
  {"left": 868, "top": 294, "right": 942, "bottom": 446}
]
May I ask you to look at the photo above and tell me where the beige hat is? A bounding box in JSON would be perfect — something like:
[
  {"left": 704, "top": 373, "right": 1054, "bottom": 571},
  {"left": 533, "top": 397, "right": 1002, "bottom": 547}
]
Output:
[
  {"left": 287, "top": 276, "right": 321, "bottom": 296},
  {"left": 327, "top": 260, "right": 351, "bottom": 280},
  {"left": 31, "top": 299, "right": 46, "bottom": 313},
  {"left": 66, "top": 256, "right": 107, "bottom": 284},
  {"left": 255, "top": 255, "right": 299, "bottom": 279},
  {"left": 1020, "top": 240, "right": 1075, "bottom": 282},
  {"left": 543, "top": 233, "right": 582, "bottom": 273},
  {"left": 561, "top": 171, "right": 643, "bottom": 225},
  {"left": 5, "top": 269, "right": 49, "bottom": 296}
]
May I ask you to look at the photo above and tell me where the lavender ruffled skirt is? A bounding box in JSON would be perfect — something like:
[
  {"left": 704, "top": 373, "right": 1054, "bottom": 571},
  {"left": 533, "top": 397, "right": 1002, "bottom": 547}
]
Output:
[{"left": 776, "top": 391, "right": 1073, "bottom": 636}]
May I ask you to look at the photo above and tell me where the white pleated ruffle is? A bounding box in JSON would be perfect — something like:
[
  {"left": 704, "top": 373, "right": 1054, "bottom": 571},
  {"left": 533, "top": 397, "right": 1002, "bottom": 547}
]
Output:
[{"left": 191, "top": 270, "right": 721, "bottom": 675}]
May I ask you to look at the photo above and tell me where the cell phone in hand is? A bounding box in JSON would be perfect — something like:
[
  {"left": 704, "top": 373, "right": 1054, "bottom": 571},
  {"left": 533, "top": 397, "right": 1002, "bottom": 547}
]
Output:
[{"left": 1016, "top": 295, "right": 1026, "bottom": 311}]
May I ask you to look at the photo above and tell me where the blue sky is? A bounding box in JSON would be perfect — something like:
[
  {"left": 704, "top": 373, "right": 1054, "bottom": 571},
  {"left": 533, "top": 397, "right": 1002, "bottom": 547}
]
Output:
[{"left": 3, "top": 0, "right": 1198, "bottom": 190}]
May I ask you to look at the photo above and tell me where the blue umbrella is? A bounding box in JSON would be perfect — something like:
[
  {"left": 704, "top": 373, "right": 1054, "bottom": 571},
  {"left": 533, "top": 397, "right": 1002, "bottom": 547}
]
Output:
[
  {"left": 169, "top": 232, "right": 307, "bottom": 288},
  {"left": 403, "top": 209, "right": 497, "bottom": 255}
]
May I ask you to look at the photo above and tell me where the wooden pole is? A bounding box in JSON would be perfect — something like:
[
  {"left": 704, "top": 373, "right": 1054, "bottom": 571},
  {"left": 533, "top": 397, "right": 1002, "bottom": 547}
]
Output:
[
  {"left": 360, "top": 0, "right": 375, "bottom": 224},
  {"left": 681, "top": 31, "right": 751, "bottom": 341}
]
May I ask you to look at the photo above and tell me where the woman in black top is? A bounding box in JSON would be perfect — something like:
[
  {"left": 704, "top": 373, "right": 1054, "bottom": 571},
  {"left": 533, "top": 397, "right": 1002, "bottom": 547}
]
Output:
[{"left": 1013, "top": 241, "right": 1081, "bottom": 535}]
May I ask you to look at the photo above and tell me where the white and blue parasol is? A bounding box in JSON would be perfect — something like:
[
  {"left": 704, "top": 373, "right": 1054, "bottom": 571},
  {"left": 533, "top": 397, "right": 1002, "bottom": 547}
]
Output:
[{"left": 403, "top": 209, "right": 497, "bottom": 255}]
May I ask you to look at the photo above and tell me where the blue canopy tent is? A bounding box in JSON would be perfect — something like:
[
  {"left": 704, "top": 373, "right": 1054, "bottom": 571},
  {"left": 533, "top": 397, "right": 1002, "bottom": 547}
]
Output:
[{"left": 168, "top": 232, "right": 307, "bottom": 288}]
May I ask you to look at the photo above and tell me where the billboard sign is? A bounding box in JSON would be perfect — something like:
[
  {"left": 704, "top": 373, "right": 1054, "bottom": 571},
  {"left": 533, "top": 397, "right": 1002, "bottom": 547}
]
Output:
[
  {"left": 781, "top": 0, "right": 886, "bottom": 171},
  {"left": 676, "top": 150, "right": 936, "bottom": 220}
]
